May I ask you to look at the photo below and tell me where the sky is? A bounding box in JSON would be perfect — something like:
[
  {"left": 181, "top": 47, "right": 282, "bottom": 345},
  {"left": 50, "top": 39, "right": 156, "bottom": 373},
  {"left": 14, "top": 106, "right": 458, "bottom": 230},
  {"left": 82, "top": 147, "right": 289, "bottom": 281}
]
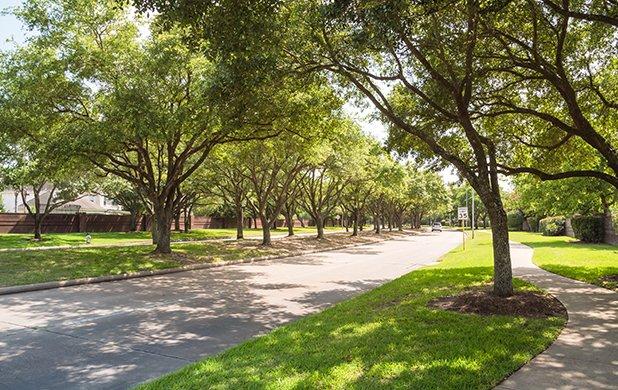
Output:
[
  {"left": 0, "top": 0, "right": 459, "bottom": 184},
  {"left": 0, "top": 0, "right": 25, "bottom": 50}
]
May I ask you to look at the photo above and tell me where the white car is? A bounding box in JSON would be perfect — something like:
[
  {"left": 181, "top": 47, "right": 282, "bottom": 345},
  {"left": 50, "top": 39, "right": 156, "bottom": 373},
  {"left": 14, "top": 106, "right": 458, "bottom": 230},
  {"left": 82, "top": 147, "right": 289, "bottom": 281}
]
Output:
[{"left": 431, "top": 222, "right": 442, "bottom": 232}]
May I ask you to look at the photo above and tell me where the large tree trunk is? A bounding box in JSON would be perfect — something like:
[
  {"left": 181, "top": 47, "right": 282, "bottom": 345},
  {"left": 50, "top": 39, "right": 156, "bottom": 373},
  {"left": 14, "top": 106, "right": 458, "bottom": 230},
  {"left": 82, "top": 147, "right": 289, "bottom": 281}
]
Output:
[
  {"left": 235, "top": 204, "right": 244, "bottom": 239},
  {"left": 260, "top": 216, "right": 271, "bottom": 245},
  {"left": 375, "top": 215, "right": 381, "bottom": 234},
  {"left": 316, "top": 216, "right": 325, "bottom": 239},
  {"left": 352, "top": 211, "right": 359, "bottom": 236},
  {"left": 153, "top": 207, "right": 172, "bottom": 254},
  {"left": 487, "top": 205, "right": 513, "bottom": 297}
]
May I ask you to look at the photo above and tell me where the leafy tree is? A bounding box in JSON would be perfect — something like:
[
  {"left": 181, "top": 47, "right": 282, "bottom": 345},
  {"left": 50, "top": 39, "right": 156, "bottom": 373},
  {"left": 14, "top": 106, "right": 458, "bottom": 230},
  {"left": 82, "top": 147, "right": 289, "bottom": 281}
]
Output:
[
  {"left": 98, "top": 177, "right": 147, "bottom": 232},
  {"left": 297, "top": 120, "right": 361, "bottom": 238},
  {"left": 199, "top": 145, "right": 251, "bottom": 239},
  {"left": 340, "top": 138, "right": 385, "bottom": 236},
  {"left": 242, "top": 136, "right": 309, "bottom": 245},
  {"left": 480, "top": 1, "right": 618, "bottom": 187},
  {"left": 0, "top": 40, "right": 90, "bottom": 240},
  {"left": 292, "top": 1, "right": 516, "bottom": 294}
]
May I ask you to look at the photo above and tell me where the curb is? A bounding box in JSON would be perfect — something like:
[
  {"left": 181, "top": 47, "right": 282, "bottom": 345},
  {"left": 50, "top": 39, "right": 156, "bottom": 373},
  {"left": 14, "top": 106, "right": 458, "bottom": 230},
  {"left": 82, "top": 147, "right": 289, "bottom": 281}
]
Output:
[{"left": 0, "top": 233, "right": 406, "bottom": 296}]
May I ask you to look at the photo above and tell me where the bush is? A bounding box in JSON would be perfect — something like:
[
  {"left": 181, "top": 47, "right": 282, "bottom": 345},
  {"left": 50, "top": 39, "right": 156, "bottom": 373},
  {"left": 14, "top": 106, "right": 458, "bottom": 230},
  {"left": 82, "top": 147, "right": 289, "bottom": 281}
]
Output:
[
  {"left": 507, "top": 210, "right": 525, "bottom": 231},
  {"left": 526, "top": 216, "right": 539, "bottom": 232},
  {"left": 571, "top": 215, "right": 605, "bottom": 243},
  {"left": 539, "top": 216, "right": 565, "bottom": 236}
]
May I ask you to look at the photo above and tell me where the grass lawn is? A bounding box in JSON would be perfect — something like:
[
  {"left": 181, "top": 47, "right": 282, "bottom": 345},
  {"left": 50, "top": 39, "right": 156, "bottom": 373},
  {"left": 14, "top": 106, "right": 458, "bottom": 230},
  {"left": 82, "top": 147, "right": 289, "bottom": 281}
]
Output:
[
  {"left": 0, "top": 230, "right": 382, "bottom": 288},
  {"left": 0, "top": 227, "right": 343, "bottom": 250},
  {"left": 138, "top": 232, "right": 565, "bottom": 390},
  {"left": 510, "top": 232, "right": 618, "bottom": 290}
]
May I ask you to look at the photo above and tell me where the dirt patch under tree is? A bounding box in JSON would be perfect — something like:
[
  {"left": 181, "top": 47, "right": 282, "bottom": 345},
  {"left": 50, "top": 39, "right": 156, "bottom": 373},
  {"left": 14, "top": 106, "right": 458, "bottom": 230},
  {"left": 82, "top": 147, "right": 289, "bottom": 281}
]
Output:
[{"left": 428, "top": 286, "right": 567, "bottom": 318}]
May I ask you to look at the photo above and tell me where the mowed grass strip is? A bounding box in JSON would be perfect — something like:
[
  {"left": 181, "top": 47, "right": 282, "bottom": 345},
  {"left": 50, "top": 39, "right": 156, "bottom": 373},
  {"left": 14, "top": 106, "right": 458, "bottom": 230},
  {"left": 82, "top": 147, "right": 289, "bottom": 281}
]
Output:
[
  {"left": 0, "top": 227, "right": 344, "bottom": 250},
  {"left": 0, "top": 230, "right": 386, "bottom": 288},
  {"left": 137, "top": 232, "right": 565, "bottom": 390},
  {"left": 510, "top": 232, "right": 618, "bottom": 290}
]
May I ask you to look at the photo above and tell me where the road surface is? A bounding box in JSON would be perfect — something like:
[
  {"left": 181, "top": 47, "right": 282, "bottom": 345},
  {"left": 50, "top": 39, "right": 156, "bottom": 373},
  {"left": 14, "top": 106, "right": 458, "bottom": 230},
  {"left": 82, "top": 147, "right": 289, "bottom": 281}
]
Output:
[{"left": 0, "top": 231, "right": 460, "bottom": 389}]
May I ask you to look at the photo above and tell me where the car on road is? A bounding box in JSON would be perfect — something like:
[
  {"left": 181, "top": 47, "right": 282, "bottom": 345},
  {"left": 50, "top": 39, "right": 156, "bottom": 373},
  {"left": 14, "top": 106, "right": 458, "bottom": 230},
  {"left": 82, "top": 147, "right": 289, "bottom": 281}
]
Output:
[{"left": 431, "top": 222, "right": 442, "bottom": 232}]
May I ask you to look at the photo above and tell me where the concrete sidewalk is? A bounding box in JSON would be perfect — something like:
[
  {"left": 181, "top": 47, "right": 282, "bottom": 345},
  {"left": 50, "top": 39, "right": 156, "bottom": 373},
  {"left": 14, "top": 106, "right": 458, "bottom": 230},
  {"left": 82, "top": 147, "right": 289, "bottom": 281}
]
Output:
[{"left": 496, "top": 241, "right": 617, "bottom": 389}]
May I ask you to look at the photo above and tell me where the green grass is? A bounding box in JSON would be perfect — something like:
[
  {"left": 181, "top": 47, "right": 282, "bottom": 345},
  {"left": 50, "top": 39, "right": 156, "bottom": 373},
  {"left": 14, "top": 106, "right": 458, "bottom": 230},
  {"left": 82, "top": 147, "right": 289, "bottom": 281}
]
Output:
[
  {"left": 0, "top": 228, "right": 356, "bottom": 287},
  {"left": 138, "top": 232, "right": 565, "bottom": 390},
  {"left": 510, "top": 232, "right": 618, "bottom": 290},
  {"left": 0, "top": 241, "right": 281, "bottom": 287},
  {"left": 0, "top": 227, "right": 342, "bottom": 250}
]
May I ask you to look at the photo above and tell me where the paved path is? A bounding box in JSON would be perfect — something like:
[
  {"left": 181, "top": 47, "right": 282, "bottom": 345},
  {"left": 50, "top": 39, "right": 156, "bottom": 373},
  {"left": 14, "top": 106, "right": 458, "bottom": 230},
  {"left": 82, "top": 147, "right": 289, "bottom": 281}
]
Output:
[
  {"left": 0, "top": 231, "right": 460, "bottom": 389},
  {"left": 496, "top": 241, "right": 617, "bottom": 389}
]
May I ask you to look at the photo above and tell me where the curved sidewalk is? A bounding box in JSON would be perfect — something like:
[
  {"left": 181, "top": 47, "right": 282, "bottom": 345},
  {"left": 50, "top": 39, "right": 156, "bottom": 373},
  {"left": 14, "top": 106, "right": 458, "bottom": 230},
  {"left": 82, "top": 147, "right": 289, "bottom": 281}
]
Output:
[{"left": 496, "top": 241, "right": 617, "bottom": 389}]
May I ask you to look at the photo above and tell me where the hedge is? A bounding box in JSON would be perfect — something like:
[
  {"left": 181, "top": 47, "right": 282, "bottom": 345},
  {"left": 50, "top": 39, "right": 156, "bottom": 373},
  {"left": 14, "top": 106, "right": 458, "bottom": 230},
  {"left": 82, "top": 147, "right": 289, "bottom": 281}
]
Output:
[
  {"left": 539, "top": 216, "right": 565, "bottom": 236},
  {"left": 507, "top": 210, "right": 524, "bottom": 231},
  {"left": 571, "top": 215, "right": 605, "bottom": 243},
  {"left": 526, "top": 216, "right": 539, "bottom": 232}
]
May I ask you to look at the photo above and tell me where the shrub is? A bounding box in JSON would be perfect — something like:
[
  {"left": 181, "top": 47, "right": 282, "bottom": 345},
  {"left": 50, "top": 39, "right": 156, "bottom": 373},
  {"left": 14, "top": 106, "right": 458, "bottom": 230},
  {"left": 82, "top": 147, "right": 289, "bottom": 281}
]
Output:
[
  {"left": 539, "top": 216, "right": 565, "bottom": 236},
  {"left": 571, "top": 215, "right": 605, "bottom": 243},
  {"left": 526, "top": 216, "right": 539, "bottom": 232},
  {"left": 507, "top": 210, "right": 524, "bottom": 231}
]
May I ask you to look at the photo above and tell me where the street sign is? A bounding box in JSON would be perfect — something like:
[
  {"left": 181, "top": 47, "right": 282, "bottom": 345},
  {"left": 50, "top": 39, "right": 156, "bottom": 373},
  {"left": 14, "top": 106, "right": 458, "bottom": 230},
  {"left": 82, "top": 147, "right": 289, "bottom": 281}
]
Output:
[{"left": 457, "top": 207, "right": 468, "bottom": 220}]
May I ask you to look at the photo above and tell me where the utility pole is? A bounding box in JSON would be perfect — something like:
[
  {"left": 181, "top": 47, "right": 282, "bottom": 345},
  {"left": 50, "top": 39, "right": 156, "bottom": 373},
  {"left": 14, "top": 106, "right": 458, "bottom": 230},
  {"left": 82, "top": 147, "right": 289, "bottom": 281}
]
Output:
[{"left": 471, "top": 189, "right": 475, "bottom": 239}]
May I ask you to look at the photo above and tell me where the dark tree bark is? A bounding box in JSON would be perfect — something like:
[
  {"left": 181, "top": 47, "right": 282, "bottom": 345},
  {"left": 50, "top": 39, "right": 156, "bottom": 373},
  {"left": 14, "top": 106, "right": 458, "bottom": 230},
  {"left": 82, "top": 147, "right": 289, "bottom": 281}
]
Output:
[{"left": 235, "top": 203, "right": 244, "bottom": 239}]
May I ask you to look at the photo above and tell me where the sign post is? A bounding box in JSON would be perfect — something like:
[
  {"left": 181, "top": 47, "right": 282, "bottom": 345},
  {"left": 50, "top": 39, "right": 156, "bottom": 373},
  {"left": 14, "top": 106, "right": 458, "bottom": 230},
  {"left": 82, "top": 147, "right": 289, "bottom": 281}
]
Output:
[{"left": 458, "top": 207, "right": 468, "bottom": 250}]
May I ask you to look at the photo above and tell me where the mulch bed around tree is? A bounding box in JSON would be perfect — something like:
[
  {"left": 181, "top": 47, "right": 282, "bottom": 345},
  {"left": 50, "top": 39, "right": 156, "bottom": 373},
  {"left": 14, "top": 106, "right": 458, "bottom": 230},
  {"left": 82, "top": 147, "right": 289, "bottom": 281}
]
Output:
[{"left": 428, "top": 287, "right": 567, "bottom": 318}]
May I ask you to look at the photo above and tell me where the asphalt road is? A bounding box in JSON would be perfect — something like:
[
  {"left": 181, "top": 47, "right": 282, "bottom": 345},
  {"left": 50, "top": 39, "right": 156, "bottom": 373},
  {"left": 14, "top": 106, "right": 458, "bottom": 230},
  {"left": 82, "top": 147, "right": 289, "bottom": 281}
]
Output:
[{"left": 0, "top": 231, "right": 461, "bottom": 389}]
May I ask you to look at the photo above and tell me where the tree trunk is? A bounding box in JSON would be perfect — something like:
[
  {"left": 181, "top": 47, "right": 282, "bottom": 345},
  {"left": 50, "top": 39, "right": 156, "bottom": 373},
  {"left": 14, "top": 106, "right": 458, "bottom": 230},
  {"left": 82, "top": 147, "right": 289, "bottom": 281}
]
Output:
[
  {"left": 316, "top": 216, "right": 325, "bottom": 239},
  {"left": 183, "top": 208, "right": 190, "bottom": 233},
  {"left": 174, "top": 212, "right": 181, "bottom": 231},
  {"left": 33, "top": 215, "right": 42, "bottom": 240},
  {"left": 352, "top": 211, "right": 359, "bottom": 236},
  {"left": 285, "top": 211, "right": 294, "bottom": 236},
  {"left": 260, "top": 216, "right": 271, "bottom": 245},
  {"left": 487, "top": 206, "right": 513, "bottom": 297},
  {"left": 235, "top": 204, "right": 244, "bottom": 239},
  {"left": 375, "top": 215, "right": 381, "bottom": 234},
  {"left": 153, "top": 207, "right": 172, "bottom": 253}
]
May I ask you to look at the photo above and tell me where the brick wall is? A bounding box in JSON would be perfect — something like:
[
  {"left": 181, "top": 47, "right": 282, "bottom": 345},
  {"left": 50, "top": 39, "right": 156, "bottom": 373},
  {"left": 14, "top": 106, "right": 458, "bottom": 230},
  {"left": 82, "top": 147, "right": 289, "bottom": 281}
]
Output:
[{"left": 0, "top": 213, "right": 310, "bottom": 234}]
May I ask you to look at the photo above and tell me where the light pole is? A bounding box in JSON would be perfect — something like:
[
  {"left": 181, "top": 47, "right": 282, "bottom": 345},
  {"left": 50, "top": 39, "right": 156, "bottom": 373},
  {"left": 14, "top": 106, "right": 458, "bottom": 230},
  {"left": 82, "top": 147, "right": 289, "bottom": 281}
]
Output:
[{"left": 471, "top": 189, "right": 475, "bottom": 239}]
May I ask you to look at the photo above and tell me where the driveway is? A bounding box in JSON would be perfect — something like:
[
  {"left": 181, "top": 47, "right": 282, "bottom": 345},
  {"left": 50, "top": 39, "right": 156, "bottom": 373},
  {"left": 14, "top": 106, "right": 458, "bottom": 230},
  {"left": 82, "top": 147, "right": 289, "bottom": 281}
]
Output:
[{"left": 0, "top": 231, "right": 460, "bottom": 389}]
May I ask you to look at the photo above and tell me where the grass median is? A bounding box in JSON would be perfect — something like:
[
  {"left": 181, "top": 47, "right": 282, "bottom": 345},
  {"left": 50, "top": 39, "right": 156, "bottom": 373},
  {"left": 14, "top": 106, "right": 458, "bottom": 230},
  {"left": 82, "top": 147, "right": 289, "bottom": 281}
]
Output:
[
  {"left": 510, "top": 232, "right": 618, "bottom": 290},
  {"left": 0, "top": 230, "right": 388, "bottom": 288},
  {"left": 137, "top": 231, "right": 565, "bottom": 390},
  {"left": 0, "top": 227, "right": 344, "bottom": 250}
]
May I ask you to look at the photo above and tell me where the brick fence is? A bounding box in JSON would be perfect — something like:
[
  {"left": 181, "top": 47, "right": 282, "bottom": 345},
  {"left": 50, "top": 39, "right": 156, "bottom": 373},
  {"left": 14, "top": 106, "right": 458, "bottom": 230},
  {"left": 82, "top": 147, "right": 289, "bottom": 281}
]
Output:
[{"left": 0, "top": 213, "right": 310, "bottom": 234}]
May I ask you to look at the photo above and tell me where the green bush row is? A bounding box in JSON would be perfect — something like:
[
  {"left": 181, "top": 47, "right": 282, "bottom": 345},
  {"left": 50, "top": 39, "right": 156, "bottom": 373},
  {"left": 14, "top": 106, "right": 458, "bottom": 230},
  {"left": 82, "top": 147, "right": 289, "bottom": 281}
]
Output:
[
  {"left": 539, "top": 216, "right": 565, "bottom": 236},
  {"left": 507, "top": 210, "right": 524, "bottom": 231},
  {"left": 571, "top": 215, "right": 605, "bottom": 243},
  {"left": 526, "top": 216, "right": 539, "bottom": 232}
]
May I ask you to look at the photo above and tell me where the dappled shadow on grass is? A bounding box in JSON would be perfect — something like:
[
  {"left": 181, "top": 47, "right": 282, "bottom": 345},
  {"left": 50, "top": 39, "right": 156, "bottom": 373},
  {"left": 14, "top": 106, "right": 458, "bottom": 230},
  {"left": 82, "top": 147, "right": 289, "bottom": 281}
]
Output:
[
  {"left": 540, "top": 264, "right": 617, "bottom": 290},
  {"left": 0, "top": 233, "right": 425, "bottom": 389},
  {"left": 0, "top": 231, "right": 403, "bottom": 288},
  {"left": 139, "top": 266, "right": 566, "bottom": 390}
]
